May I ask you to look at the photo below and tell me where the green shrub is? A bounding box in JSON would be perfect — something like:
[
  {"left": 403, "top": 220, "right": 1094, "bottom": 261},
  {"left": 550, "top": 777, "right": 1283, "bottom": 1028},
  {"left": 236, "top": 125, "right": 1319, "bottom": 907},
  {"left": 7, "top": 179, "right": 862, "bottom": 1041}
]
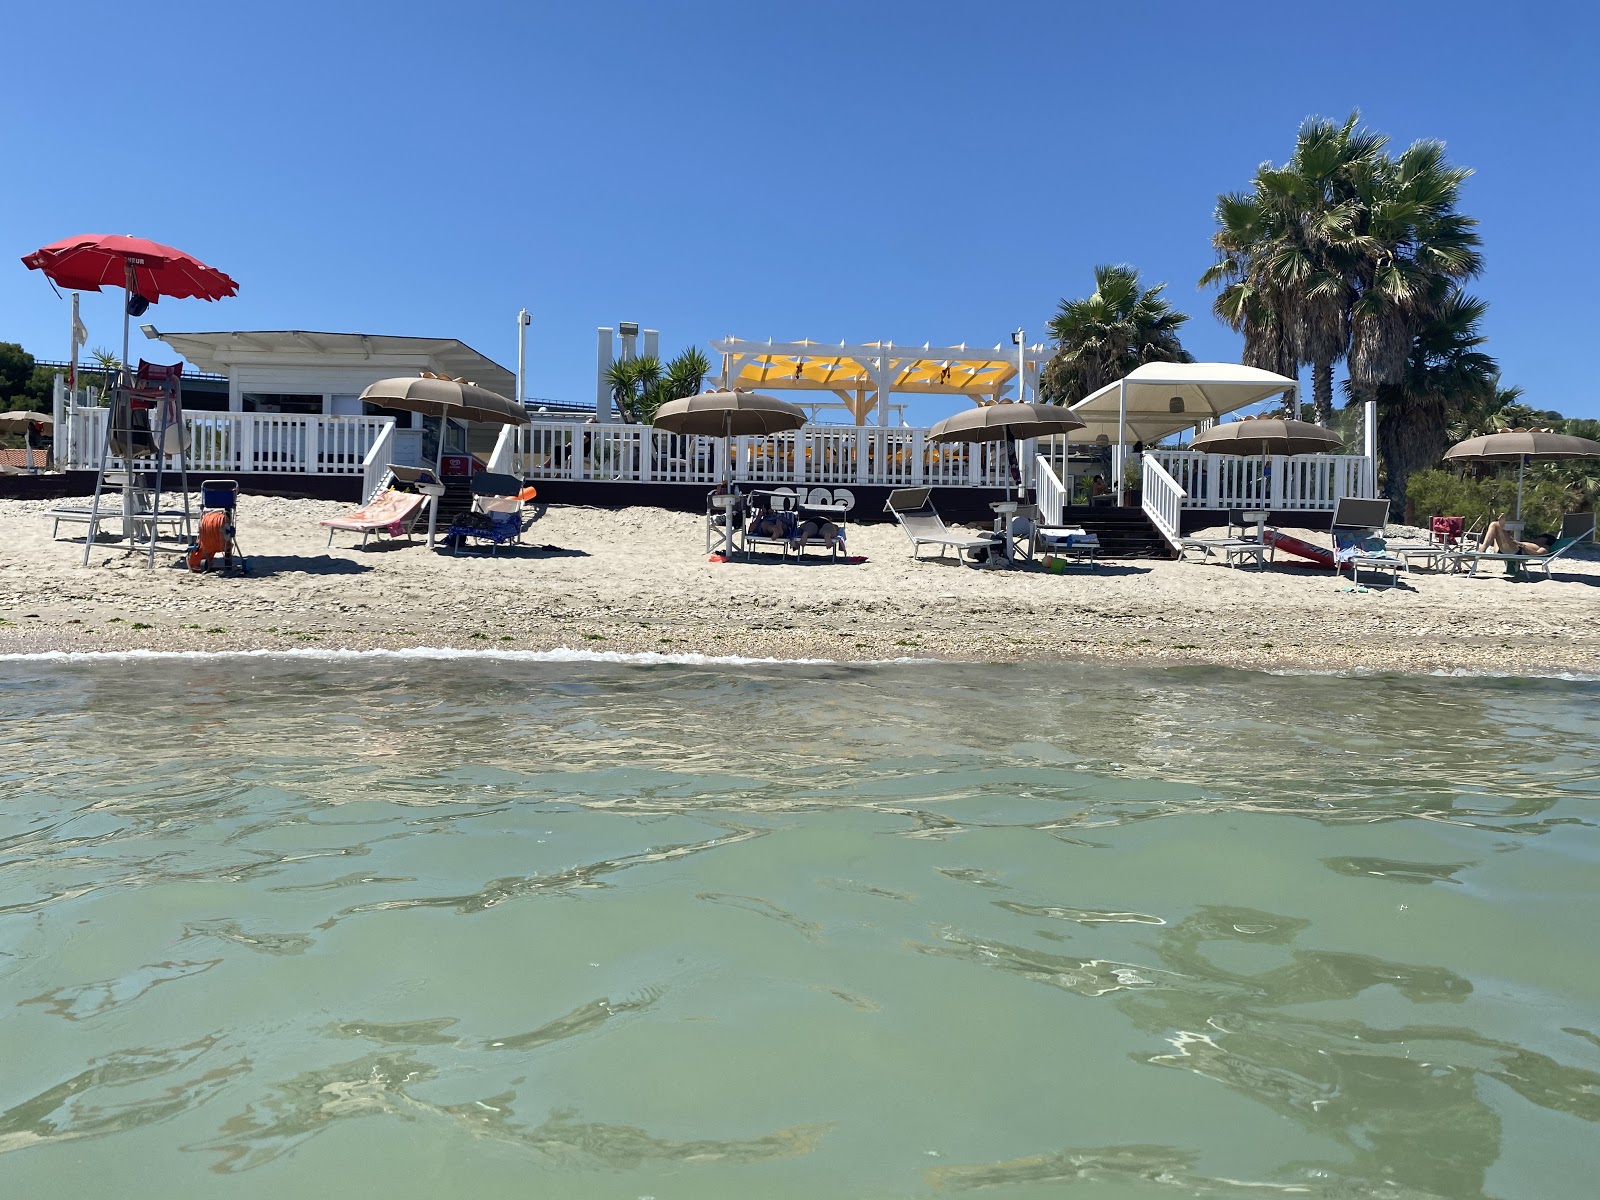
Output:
[{"left": 1407, "top": 469, "right": 1571, "bottom": 536}]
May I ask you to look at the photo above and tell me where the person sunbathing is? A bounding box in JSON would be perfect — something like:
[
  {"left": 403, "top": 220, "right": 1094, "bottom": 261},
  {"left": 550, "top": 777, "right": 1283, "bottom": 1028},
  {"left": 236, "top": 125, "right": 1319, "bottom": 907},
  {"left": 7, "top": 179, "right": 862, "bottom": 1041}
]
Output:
[
  {"left": 797, "top": 517, "right": 840, "bottom": 552},
  {"left": 1480, "top": 516, "right": 1554, "bottom": 556}
]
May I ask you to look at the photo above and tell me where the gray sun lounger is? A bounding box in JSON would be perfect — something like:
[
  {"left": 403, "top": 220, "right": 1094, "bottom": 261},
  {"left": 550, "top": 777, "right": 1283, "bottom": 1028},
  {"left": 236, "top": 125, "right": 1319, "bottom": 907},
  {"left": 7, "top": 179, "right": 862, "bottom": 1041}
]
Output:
[
  {"left": 884, "top": 487, "right": 1002, "bottom": 566},
  {"left": 1454, "top": 534, "right": 1583, "bottom": 579}
]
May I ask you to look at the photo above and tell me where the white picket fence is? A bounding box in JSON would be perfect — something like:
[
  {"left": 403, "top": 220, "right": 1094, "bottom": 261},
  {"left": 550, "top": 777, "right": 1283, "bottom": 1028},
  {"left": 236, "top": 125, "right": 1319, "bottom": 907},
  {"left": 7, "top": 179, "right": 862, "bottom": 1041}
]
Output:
[
  {"left": 1148, "top": 449, "right": 1373, "bottom": 511},
  {"left": 66, "top": 406, "right": 394, "bottom": 477},
  {"left": 497, "top": 419, "right": 1021, "bottom": 490}
]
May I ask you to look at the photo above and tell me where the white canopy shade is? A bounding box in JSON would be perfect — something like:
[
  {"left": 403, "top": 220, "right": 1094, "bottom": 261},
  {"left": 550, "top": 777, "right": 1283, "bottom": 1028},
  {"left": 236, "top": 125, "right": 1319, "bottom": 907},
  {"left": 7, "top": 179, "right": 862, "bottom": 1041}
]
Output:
[
  {"left": 1067, "top": 363, "right": 1298, "bottom": 502},
  {"left": 1068, "top": 362, "right": 1298, "bottom": 444}
]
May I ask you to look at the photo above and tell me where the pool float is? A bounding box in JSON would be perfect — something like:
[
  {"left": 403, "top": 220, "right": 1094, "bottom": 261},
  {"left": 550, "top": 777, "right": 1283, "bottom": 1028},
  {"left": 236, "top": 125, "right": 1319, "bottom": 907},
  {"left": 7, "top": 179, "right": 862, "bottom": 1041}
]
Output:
[{"left": 1262, "top": 529, "right": 1333, "bottom": 568}]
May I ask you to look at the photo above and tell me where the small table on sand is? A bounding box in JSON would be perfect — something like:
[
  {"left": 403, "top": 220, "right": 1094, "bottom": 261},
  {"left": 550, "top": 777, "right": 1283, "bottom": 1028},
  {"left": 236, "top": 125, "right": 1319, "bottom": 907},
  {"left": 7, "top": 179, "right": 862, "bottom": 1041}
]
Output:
[
  {"left": 990, "top": 501, "right": 1019, "bottom": 564},
  {"left": 709, "top": 493, "right": 739, "bottom": 557}
]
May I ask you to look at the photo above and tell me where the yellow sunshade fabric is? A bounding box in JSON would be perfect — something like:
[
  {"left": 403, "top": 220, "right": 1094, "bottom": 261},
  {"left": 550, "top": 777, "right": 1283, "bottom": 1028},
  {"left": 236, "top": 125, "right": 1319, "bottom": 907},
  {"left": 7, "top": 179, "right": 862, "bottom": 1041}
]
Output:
[{"left": 721, "top": 339, "right": 1037, "bottom": 397}]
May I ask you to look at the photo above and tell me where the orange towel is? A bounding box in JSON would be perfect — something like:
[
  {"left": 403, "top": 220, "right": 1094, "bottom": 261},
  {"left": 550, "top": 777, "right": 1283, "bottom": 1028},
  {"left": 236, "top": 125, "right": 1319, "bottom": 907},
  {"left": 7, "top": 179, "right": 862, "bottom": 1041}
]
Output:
[{"left": 187, "top": 510, "right": 228, "bottom": 573}]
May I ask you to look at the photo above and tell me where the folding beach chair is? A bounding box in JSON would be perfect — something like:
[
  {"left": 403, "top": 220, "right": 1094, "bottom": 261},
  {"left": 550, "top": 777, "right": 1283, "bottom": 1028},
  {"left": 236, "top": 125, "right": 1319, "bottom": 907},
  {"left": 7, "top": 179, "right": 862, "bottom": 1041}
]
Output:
[
  {"left": 884, "top": 487, "right": 1002, "bottom": 566},
  {"left": 446, "top": 472, "right": 542, "bottom": 556}
]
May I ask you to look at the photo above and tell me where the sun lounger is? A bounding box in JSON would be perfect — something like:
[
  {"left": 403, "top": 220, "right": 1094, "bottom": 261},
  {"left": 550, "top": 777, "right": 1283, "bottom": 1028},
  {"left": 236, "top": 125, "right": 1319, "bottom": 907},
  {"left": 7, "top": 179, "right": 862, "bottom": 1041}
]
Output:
[
  {"left": 49, "top": 473, "right": 187, "bottom": 543},
  {"left": 1327, "top": 496, "right": 1407, "bottom": 586},
  {"left": 884, "top": 488, "right": 1003, "bottom": 566},
  {"left": 1454, "top": 534, "right": 1583, "bottom": 579},
  {"left": 320, "top": 488, "right": 427, "bottom": 548}
]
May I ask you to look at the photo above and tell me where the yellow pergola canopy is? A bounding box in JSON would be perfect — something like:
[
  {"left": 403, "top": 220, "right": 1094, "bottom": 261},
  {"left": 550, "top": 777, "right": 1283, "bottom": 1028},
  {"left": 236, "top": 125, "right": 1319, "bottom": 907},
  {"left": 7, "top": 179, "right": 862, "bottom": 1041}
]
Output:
[{"left": 711, "top": 336, "right": 1049, "bottom": 425}]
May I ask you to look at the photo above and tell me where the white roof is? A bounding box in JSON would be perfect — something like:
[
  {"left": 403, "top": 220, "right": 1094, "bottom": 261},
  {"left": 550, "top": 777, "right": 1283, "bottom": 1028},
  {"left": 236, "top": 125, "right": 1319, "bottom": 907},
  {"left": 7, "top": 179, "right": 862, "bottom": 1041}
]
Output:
[
  {"left": 1067, "top": 363, "right": 1297, "bottom": 443},
  {"left": 152, "top": 330, "right": 515, "bottom": 396}
]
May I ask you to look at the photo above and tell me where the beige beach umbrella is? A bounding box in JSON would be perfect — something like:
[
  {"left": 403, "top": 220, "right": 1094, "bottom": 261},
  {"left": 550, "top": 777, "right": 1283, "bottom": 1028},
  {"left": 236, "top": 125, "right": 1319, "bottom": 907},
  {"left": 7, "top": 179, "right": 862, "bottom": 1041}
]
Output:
[
  {"left": 653, "top": 388, "right": 809, "bottom": 439},
  {"left": 654, "top": 389, "right": 808, "bottom": 555},
  {"left": 0, "top": 410, "right": 53, "bottom": 429},
  {"left": 929, "top": 402, "right": 1086, "bottom": 504},
  {"left": 1189, "top": 416, "right": 1342, "bottom": 457},
  {"left": 358, "top": 375, "right": 529, "bottom": 546},
  {"left": 1443, "top": 428, "right": 1600, "bottom": 521},
  {"left": 928, "top": 401, "right": 1087, "bottom": 443}
]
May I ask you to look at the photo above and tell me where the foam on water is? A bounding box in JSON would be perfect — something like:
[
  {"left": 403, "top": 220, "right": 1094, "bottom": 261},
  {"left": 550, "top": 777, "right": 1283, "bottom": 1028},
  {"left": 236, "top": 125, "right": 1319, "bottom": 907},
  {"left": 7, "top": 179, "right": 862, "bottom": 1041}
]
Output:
[{"left": 0, "top": 645, "right": 932, "bottom": 668}]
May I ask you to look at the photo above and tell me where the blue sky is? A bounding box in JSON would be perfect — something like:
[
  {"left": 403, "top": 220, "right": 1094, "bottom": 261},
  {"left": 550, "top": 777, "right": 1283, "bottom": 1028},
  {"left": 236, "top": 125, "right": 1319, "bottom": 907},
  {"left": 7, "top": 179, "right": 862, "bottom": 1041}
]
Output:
[{"left": 4, "top": 0, "right": 1595, "bottom": 423}]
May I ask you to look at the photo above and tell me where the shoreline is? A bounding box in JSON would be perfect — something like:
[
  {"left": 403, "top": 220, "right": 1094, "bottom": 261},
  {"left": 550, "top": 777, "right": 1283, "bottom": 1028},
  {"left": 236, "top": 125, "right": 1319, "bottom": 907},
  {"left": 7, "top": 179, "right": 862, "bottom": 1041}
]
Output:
[
  {"left": 0, "top": 641, "right": 1597, "bottom": 682},
  {"left": 3, "top": 495, "right": 1599, "bottom": 679}
]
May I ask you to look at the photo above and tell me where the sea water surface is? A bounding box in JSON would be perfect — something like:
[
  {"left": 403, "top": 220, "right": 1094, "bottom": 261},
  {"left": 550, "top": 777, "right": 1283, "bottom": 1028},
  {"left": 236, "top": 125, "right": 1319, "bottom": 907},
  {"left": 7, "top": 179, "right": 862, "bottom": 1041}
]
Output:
[{"left": 1, "top": 654, "right": 1597, "bottom": 1199}]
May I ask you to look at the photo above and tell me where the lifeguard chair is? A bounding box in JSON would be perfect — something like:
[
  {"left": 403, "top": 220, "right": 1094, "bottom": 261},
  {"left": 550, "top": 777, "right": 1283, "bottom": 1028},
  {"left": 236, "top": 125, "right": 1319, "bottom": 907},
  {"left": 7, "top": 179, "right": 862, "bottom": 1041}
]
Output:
[{"left": 81, "top": 360, "right": 195, "bottom": 569}]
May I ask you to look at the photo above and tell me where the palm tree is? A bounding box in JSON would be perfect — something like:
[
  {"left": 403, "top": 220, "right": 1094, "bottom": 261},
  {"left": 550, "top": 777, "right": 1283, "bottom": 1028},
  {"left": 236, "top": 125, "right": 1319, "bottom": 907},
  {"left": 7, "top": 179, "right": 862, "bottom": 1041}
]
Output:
[
  {"left": 605, "top": 347, "right": 710, "bottom": 423},
  {"left": 1346, "top": 138, "right": 1484, "bottom": 449},
  {"left": 1447, "top": 380, "right": 1529, "bottom": 442},
  {"left": 1200, "top": 113, "right": 1384, "bottom": 424},
  {"left": 1040, "top": 264, "right": 1192, "bottom": 404},
  {"left": 1368, "top": 288, "right": 1498, "bottom": 513}
]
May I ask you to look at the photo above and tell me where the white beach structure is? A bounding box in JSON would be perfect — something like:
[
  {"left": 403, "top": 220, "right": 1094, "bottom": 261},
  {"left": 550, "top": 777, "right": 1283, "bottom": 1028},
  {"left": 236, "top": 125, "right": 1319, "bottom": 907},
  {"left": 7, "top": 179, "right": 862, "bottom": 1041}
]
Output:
[{"left": 52, "top": 325, "right": 1376, "bottom": 540}]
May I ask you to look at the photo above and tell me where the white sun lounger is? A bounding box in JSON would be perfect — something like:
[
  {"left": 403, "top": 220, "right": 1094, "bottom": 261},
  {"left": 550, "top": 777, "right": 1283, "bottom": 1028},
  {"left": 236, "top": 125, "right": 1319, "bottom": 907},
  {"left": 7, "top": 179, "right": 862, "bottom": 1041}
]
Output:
[{"left": 884, "top": 487, "right": 1002, "bottom": 566}]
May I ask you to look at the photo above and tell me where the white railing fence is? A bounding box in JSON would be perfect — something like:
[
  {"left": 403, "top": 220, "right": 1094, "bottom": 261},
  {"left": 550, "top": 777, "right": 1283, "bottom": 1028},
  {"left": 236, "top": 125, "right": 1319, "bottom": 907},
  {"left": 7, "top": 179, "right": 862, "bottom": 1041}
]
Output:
[
  {"left": 65, "top": 405, "right": 394, "bottom": 476},
  {"left": 55, "top": 404, "right": 1378, "bottom": 511},
  {"left": 506, "top": 420, "right": 1023, "bottom": 490},
  {"left": 361, "top": 422, "right": 396, "bottom": 503},
  {"left": 1150, "top": 449, "right": 1374, "bottom": 511},
  {"left": 1140, "top": 456, "right": 1187, "bottom": 547},
  {"left": 1035, "top": 454, "right": 1069, "bottom": 526}
]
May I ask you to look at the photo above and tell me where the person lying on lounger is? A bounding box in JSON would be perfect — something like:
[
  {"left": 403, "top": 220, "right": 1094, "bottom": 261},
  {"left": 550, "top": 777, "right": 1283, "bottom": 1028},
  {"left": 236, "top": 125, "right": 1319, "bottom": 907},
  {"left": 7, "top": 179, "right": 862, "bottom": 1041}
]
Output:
[
  {"left": 797, "top": 517, "right": 840, "bottom": 551},
  {"left": 749, "top": 513, "right": 790, "bottom": 540},
  {"left": 1480, "top": 515, "right": 1554, "bottom": 556}
]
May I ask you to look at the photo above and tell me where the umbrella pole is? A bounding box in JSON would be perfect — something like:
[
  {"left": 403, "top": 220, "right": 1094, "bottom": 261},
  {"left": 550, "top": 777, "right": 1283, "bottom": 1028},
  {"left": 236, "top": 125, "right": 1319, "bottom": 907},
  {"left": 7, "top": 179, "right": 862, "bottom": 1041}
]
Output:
[
  {"left": 1515, "top": 455, "right": 1526, "bottom": 523},
  {"left": 723, "top": 416, "right": 735, "bottom": 557},
  {"left": 427, "top": 416, "right": 447, "bottom": 548},
  {"left": 121, "top": 263, "right": 135, "bottom": 541}
]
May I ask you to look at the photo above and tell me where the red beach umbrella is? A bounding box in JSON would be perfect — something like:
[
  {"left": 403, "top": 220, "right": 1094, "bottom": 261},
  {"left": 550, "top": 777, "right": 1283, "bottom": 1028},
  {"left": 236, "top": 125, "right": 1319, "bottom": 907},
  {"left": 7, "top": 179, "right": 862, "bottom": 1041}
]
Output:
[
  {"left": 22, "top": 233, "right": 238, "bottom": 387},
  {"left": 21, "top": 234, "right": 238, "bottom": 302}
]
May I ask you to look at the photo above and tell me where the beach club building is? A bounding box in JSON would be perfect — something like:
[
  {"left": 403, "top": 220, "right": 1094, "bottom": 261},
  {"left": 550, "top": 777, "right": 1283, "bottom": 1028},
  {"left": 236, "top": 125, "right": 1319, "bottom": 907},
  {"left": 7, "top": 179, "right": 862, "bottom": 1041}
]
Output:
[{"left": 52, "top": 326, "right": 1376, "bottom": 550}]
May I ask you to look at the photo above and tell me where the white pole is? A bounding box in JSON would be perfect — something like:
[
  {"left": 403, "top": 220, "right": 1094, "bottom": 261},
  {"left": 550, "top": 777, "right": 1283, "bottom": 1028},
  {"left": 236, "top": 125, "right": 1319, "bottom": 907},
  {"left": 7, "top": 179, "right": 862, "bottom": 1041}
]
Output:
[
  {"left": 1515, "top": 455, "right": 1526, "bottom": 522},
  {"left": 515, "top": 308, "right": 529, "bottom": 410},
  {"left": 595, "top": 327, "right": 614, "bottom": 424},
  {"left": 1115, "top": 378, "right": 1127, "bottom": 506},
  {"left": 1016, "top": 328, "right": 1025, "bottom": 404},
  {"left": 1363, "top": 398, "right": 1377, "bottom": 494}
]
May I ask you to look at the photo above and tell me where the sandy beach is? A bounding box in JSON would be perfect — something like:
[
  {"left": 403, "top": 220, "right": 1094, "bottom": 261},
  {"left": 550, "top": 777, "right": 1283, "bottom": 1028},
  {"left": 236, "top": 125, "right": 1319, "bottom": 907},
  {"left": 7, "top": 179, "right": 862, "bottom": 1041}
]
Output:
[{"left": 0, "top": 494, "right": 1596, "bottom": 674}]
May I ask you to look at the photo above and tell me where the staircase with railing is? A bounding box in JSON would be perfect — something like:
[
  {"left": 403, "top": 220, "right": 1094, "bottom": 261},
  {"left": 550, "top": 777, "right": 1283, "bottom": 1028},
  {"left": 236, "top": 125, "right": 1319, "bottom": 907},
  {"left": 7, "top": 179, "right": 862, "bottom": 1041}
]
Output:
[
  {"left": 1140, "top": 456, "right": 1187, "bottom": 551},
  {"left": 1034, "top": 453, "right": 1069, "bottom": 526}
]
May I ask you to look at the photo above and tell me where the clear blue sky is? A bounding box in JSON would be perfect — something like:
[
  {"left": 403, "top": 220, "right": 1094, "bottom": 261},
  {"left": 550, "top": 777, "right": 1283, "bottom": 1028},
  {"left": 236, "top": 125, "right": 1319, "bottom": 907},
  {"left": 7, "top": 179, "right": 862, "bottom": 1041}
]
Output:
[{"left": 4, "top": 0, "right": 1595, "bottom": 423}]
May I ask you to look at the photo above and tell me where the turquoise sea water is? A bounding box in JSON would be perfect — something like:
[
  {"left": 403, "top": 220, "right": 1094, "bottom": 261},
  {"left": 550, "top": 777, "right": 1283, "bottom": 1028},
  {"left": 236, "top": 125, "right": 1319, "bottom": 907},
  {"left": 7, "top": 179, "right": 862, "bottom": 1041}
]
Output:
[{"left": 1, "top": 654, "right": 1597, "bottom": 1199}]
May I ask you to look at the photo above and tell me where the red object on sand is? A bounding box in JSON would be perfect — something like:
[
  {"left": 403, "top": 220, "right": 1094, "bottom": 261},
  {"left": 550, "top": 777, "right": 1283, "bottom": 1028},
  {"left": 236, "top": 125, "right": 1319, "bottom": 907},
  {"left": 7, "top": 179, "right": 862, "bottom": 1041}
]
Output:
[
  {"left": 21, "top": 234, "right": 238, "bottom": 302},
  {"left": 1262, "top": 529, "right": 1333, "bottom": 568}
]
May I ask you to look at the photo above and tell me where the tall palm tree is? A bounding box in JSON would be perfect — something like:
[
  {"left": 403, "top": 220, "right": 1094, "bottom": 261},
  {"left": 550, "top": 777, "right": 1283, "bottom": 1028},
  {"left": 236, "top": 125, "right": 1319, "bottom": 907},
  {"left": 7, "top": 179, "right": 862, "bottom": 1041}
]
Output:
[
  {"left": 1201, "top": 113, "right": 1384, "bottom": 424},
  {"left": 1040, "top": 264, "right": 1192, "bottom": 405},
  {"left": 1346, "top": 138, "right": 1484, "bottom": 441},
  {"left": 1369, "top": 288, "right": 1498, "bottom": 513}
]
